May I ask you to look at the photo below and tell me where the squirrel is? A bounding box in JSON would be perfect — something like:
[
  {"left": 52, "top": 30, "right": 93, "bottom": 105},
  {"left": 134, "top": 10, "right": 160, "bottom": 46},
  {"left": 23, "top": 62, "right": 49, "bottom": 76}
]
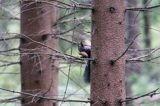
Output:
[{"left": 78, "top": 40, "right": 91, "bottom": 83}]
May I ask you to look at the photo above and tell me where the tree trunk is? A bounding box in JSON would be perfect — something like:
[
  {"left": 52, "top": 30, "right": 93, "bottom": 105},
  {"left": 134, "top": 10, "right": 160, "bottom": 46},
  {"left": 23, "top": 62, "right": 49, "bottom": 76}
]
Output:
[
  {"left": 91, "top": 0, "right": 126, "bottom": 106},
  {"left": 143, "top": 0, "right": 151, "bottom": 48},
  {"left": 20, "top": 1, "right": 58, "bottom": 106},
  {"left": 125, "top": 0, "right": 141, "bottom": 96}
]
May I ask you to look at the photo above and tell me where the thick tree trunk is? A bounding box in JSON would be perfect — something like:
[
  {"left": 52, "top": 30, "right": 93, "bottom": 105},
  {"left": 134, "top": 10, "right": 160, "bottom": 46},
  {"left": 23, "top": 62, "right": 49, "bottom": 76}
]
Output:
[
  {"left": 20, "top": 1, "right": 58, "bottom": 106},
  {"left": 91, "top": 0, "right": 126, "bottom": 106}
]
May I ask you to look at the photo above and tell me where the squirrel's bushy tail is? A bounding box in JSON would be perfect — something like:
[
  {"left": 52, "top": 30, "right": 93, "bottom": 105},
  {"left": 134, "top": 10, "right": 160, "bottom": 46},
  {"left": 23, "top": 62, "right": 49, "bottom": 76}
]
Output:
[{"left": 83, "top": 61, "right": 90, "bottom": 83}]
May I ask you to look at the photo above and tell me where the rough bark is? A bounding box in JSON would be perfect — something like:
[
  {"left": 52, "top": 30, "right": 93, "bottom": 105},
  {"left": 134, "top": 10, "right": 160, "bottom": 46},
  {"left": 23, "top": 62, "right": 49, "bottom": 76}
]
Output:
[
  {"left": 20, "top": 1, "right": 58, "bottom": 106},
  {"left": 91, "top": 0, "right": 126, "bottom": 106}
]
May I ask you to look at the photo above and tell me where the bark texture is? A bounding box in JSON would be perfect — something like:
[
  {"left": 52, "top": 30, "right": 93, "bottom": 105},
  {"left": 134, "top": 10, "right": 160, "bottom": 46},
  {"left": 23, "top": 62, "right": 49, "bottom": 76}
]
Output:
[
  {"left": 20, "top": 1, "right": 58, "bottom": 106},
  {"left": 91, "top": 0, "right": 126, "bottom": 106}
]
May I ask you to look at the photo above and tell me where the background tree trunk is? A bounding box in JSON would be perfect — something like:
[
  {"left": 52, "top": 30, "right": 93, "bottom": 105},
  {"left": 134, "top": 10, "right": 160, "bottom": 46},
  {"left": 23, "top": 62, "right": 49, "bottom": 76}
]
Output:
[
  {"left": 91, "top": 0, "right": 126, "bottom": 106},
  {"left": 20, "top": 1, "right": 58, "bottom": 106},
  {"left": 143, "top": 0, "right": 151, "bottom": 48},
  {"left": 125, "top": 0, "right": 142, "bottom": 105},
  {"left": 125, "top": 0, "right": 141, "bottom": 97}
]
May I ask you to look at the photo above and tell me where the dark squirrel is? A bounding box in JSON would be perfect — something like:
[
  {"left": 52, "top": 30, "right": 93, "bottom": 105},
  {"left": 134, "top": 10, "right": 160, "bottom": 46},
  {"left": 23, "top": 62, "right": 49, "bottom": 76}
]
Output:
[{"left": 78, "top": 40, "right": 91, "bottom": 83}]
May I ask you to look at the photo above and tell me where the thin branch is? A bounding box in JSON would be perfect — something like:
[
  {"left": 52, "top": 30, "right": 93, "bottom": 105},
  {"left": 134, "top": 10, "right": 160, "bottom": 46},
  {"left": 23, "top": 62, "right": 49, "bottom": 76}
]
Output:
[
  {"left": 121, "top": 88, "right": 159, "bottom": 103},
  {"left": 0, "top": 48, "right": 19, "bottom": 53},
  {"left": 0, "top": 87, "right": 90, "bottom": 103},
  {"left": 22, "top": 0, "right": 68, "bottom": 9},
  {"left": 0, "top": 96, "right": 21, "bottom": 103},
  {"left": 0, "top": 62, "right": 20, "bottom": 67},
  {"left": 129, "top": 50, "right": 159, "bottom": 61},
  {"left": 53, "top": 11, "right": 79, "bottom": 26},
  {"left": 0, "top": 16, "right": 20, "bottom": 20},
  {"left": 114, "top": 33, "right": 140, "bottom": 62},
  {"left": 126, "top": 4, "right": 160, "bottom": 11},
  {"left": 0, "top": 36, "right": 20, "bottom": 41},
  {"left": 22, "top": 0, "right": 92, "bottom": 10}
]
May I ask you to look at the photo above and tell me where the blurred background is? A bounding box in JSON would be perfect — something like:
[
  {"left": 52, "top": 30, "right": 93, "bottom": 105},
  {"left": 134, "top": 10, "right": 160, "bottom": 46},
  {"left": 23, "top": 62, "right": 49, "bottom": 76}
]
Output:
[{"left": 0, "top": 0, "right": 160, "bottom": 106}]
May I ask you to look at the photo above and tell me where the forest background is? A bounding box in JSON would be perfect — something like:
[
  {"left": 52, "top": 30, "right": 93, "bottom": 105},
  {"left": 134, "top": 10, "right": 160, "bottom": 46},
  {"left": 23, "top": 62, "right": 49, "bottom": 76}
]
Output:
[{"left": 0, "top": 0, "right": 160, "bottom": 106}]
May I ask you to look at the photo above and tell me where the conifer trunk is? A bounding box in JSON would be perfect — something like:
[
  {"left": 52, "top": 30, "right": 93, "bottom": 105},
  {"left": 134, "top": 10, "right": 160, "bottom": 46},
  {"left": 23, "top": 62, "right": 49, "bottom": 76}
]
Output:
[
  {"left": 20, "top": 1, "right": 58, "bottom": 106},
  {"left": 91, "top": 0, "right": 126, "bottom": 106}
]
